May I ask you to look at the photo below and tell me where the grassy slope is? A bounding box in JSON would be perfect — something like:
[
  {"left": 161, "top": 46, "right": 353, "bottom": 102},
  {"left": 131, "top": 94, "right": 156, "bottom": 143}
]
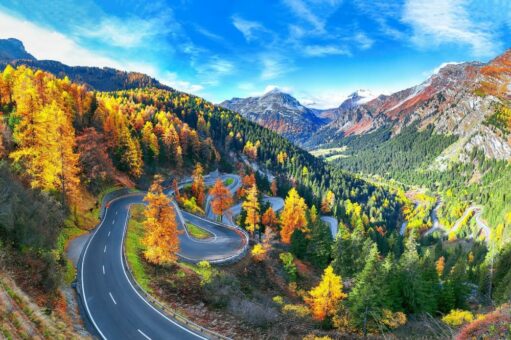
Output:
[
  {"left": 125, "top": 204, "right": 151, "bottom": 293},
  {"left": 185, "top": 223, "right": 214, "bottom": 240}
]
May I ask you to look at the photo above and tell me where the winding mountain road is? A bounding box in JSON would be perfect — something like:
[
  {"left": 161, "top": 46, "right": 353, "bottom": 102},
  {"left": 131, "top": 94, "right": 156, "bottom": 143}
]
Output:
[
  {"left": 79, "top": 173, "right": 247, "bottom": 340},
  {"left": 79, "top": 171, "right": 340, "bottom": 339}
]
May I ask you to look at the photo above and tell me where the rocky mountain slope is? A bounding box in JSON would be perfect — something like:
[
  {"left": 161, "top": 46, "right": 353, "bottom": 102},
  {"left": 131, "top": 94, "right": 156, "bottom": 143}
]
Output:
[
  {"left": 0, "top": 38, "right": 168, "bottom": 91},
  {"left": 220, "top": 88, "right": 326, "bottom": 143},
  {"left": 308, "top": 51, "right": 511, "bottom": 163}
]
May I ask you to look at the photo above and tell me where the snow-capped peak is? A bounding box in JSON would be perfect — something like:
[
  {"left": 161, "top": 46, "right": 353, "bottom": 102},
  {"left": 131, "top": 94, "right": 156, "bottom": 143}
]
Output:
[{"left": 339, "top": 89, "right": 377, "bottom": 109}]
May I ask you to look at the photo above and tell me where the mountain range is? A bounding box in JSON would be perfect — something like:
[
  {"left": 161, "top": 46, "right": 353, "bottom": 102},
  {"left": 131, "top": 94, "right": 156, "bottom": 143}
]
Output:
[
  {"left": 220, "top": 88, "right": 326, "bottom": 143},
  {"left": 222, "top": 50, "right": 511, "bottom": 166},
  {"left": 3, "top": 38, "right": 510, "bottom": 166}
]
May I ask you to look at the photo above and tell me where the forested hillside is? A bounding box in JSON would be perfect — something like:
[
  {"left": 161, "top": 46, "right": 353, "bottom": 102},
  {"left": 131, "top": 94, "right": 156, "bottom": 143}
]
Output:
[
  {"left": 0, "top": 57, "right": 509, "bottom": 338},
  {"left": 0, "top": 63, "right": 406, "bottom": 334}
]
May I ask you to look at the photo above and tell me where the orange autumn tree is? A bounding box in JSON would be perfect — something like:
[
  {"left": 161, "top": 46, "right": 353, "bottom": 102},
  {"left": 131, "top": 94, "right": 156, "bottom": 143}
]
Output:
[
  {"left": 436, "top": 256, "right": 445, "bottom": 278},
  {"left": 243, "top": 184, "right": 260, "bottom": 237},
  {"left": 262, "top": 207, "right": 278, "bottom": 230},
  {"left": 143, "top": 175, "right": 181, "bottom": 265},
  {"left": 305, "top": 265, "right": 346, "bottom": 321},
  {"left": 209, "top": 179, "right": 233, "bottom": 219},
  {"left": 280, "top": 188, "right": 308, "bottom": 244},
  {"left": 270, "top": 178, "right": 278, "bottom": 196},
  {"left": 191, "top": 163, "right": 206, "bottom": 206}
]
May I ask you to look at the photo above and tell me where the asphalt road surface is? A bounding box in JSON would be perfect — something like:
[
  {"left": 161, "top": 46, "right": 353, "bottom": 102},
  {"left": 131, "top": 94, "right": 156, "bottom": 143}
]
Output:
[{"left": 80, "top": 174, "right": 246, "bottom": 339}]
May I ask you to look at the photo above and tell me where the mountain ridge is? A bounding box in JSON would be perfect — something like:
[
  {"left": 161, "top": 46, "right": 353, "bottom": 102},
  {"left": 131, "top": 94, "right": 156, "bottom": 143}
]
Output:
[
  {"left": 0, "top": 38, "right": 169, "bottom": 92},
  {"left": 220, "top": 88, "right": 326, "bottom": 144}
]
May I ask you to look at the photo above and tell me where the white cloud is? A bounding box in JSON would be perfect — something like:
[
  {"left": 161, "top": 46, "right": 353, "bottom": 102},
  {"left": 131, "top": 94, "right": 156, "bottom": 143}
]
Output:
[
  {"left": 402, "top": 0, "right": 499, "bottom": 57},
  {"left": 262, "top": 84, "right": 294, "bottom": 94},
  {"left": 0, "top": 10, "right": 205, "bottom": 96},
  {"left": 295, "top": 90, "right": 346, "bottom": 109},
  {"left": 193, "top": 56, "right": 234, "bottom": 86},
  {"left": 0, "top": 10, "right": 123, "bottom": 68},
  {"left": 260, "top": 56, "right": 291, "bottom": 80},
  {"left": 303, "top": 44, "right": 351, "bottom": 57},
  {"left": 283, "top": 0, "right": 326, "bottom": 32},
  {"left": 79, "top": 16, "right": 165, "bottom": 48},
  {"left": 354, "top": 32, "right": 374, "bottom": 50},
  {"left": 159, "top": 72, "right": 204, "bottom": 93},
  {"left": 232, "top": 16, "right": 266, "bottom": 42}
]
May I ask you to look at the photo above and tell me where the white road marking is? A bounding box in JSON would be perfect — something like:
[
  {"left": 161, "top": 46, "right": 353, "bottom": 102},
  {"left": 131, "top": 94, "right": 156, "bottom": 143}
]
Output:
[
  {"left": 109, "top": 292, "right": 117, "bottom": 305},
  {"left": 102, "top": 265, "right": 105, "bottom": 275},
  {"left": 112, "top": 220, "right": 115, "bottom": 225},
  {"left": 115, "top": 211, "right": 118, "bottom": 216},
  {"left": 104, "top": 245, "right": 107, "bottom": 253},
  {"left": 121, "top": 207, "right": 207, "bottom": 340},
  {"left": 138, "top": 329, "right": 152, "bottom": 340},
  {"left": 108, "top": 231, "right": 111, "bottom": 237}
]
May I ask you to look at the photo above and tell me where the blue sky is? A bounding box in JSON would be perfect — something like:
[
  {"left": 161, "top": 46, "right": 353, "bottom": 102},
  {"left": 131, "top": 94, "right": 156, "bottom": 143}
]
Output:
[{"left": 0, "top": 0, "right": 510, "bottom": 108}]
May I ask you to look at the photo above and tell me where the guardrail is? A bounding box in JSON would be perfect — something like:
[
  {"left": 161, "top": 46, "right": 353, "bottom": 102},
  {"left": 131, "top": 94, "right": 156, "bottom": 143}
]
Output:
[{"left": 78, "top": 173, "right": 248, "bottom": 340}]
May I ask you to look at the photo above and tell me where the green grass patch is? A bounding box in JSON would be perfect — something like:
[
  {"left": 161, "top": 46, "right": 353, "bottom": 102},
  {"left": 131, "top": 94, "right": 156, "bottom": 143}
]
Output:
[
  {"left": 125, "top": 204, "right": 151, "bottom": 293},
  {"left": 223, "top": 178, "right": 234, "bottom": 186},
  {"left": 185, "top": 223, "right": 214, "bottom": 239}
]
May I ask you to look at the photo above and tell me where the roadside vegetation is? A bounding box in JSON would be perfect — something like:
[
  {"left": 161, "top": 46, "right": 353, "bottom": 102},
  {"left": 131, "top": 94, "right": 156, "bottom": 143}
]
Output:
[{"left": 185, "top": 223, "right": 213, "bottom": 240}]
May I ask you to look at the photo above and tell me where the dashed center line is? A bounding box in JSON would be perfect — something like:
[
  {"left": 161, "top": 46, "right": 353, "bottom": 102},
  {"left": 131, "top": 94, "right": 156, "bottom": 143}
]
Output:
[
  {"left": 108, "top": 231, "right": 111, "bottom": 237},
  {"left": 109, "top": 292, "right": 117, "bottom": 305},
  {"left": 138, "top": 329, "right": 152, "bottom": 340},
  {"left": 104, "top": 245, "right": 107, "bottom": 253},
  {"left": 102, "top": 265, "right": 105, "bottom": 275},
  {"left": 112, "top": 220, "right": 115, "bottom": 225}
]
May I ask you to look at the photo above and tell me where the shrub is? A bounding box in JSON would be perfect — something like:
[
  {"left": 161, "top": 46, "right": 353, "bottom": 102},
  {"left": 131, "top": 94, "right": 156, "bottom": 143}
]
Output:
[
  {"left": 227, "top": 299, "right": 279, "bottom": 326},
  {"left": 196, "top": 260, "right": 214, "bottom": 285},
  {"left": 442, "top": 309, "right": 474, "bottom": 327},
  {"left": 181, "top": 196, "right": 204, "bottom": 215},
  {"left": 272, "top": 295, "right": 284, "bottom": 305},
  {"left": 251, "top": 244, "right": 266, "bottom": 261},
  {"left": 282, "top": 304, "right": 310, "bottom": 318},
  {"left": 380, "top": 309, "right": 407, "bottom": 329},
  {"left": 279, "top": 252, "right": 297, "bottom": 282}
]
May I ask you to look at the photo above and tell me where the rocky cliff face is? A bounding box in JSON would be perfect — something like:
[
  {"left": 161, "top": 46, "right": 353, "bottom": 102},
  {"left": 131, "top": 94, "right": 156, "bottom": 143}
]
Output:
[
  {"left": 220, "top": 89, "right": 326, "bottom": 143},
  {"left": 0, "top": 38, "right": 35, "bottom": 62},
  {"left": 309, "top": 51, "right": 511, "bottom": 162}
]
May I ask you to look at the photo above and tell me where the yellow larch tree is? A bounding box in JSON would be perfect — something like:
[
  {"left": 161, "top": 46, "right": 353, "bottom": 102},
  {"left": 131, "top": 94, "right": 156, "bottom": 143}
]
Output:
[
  {"left": 277, "top": 151, "right": 287, "bottom": 165},
  {"left": 280, "top": 188, "right": 308, "bottom": 244},
  {"left": 143, "top": 175, "right": 181, "bottom": 265},
  {"left": 321, "top": 190, "right": 335, "bottom": 214},
  {"left": 243, "top": 184, "right": 260, "bottom": 237},
  {"left": 305, "top": 265, "right": 347, "bottom": 321},
  {"left": 209, "top": 179, "right": 233, "bottom": 218},
  {"left": 191, "top": 163, "right": 206, "bottom": 207}
]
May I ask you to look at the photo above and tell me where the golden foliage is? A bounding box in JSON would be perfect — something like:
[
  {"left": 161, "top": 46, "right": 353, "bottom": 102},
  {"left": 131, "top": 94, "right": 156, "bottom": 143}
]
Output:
[
  {"left": 251, "top": 243, "right": 266, "bottom": 261},
  {"left": 321, "top": 190, "right": 335, "bottom": 213},
  {"left": 209, "top": 179, "right": 233, "bottom": 217},
  {"left": 243, "top": 184, "right": 260, "bottom": 236},
  {"left": 436, "top": 256, "right": 445, "bottom": 278},
  {"left": 191, "top": 163, "right": 206, "bottom": 206},
  {"left": 442, "top": 309, "right": 474, "bottom": 327},
  {"left": 262, "top": 207, "right": 278, "bottom": 230},
  {"left": 280, "top": 188, "right": 308, "bottom": 244},
  {"left": 142, "top": 175, "right": 181, "bottom": 265},
  {"left": 305, "top": 265, "right": 346, "bottom": 321}
]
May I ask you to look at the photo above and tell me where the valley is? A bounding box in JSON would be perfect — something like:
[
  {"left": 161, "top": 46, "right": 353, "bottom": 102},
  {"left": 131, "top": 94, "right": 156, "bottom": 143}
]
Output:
[{"left": 0, "top": 10, "right": 510, "bottom": 338}]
